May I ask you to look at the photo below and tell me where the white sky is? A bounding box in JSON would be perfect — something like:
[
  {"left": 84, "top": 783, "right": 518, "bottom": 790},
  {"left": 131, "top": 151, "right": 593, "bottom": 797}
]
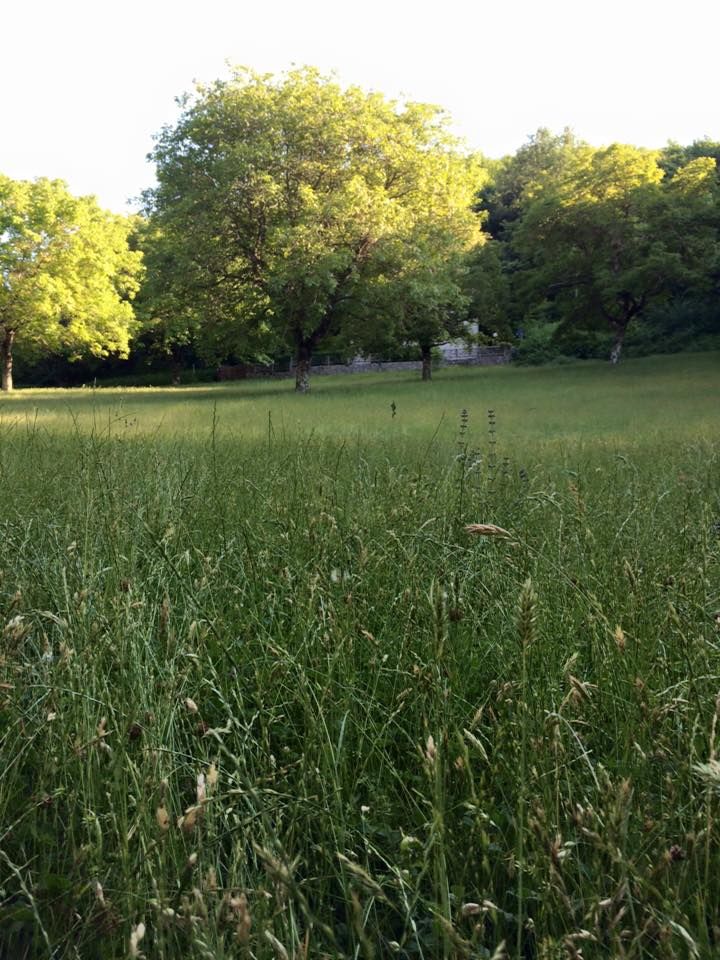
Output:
[{"left": 3, "top": 0, "right": 718, "bottom": 212}]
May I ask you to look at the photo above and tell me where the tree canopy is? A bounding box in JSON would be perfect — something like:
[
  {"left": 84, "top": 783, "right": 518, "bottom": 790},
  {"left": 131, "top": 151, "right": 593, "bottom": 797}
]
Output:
[
  {"left": 143, "top": 67, "right": 485, "bottom": 390},
  {"left": 0, "top": 175, "right": 143, "bottom": 391},
  {"left": 477, "top": 127, "right": 584, "bottom": 241},
  {"left": 510, "top": 144, "right": 720, "bottom": 362}
]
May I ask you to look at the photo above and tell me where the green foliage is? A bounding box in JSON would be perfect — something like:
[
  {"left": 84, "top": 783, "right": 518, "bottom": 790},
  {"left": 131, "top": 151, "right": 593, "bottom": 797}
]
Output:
[
  {"left": 512, "top": 145, "right": 720, "bottom": 362},
  {"left": 463, "top": 240, "right": 512, "bottom": 338},
  {"left": 469, "top": 129, "right": 720, "bottom": 366},
  {"left": 511, "top": 320, "right": 562, "bottom": 364},
  {"left": 142, "top": 67, "right": 484, "bottom": 389},
  {"left": 0, "top": 175, "right": 143, "bottom": 390},
  {"left": 625, "top": 295, "right": 720, "bottom": 357},
  {"left": 660, "top": 138, "right": 720, "bottom": 177},
  {"left": 477, "top": 127, "right": 585, "bottom": 240}
]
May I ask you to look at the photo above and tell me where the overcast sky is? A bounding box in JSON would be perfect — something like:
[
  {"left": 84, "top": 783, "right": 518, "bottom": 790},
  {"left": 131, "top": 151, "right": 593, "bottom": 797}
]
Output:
[{"left": 3, "top": 0, "right": 718, "bottom": 212}]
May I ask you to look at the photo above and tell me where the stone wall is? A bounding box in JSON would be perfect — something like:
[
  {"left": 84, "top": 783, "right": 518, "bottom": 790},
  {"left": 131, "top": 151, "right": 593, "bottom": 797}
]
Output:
[
  {"left": 442, "top": 346, "right": 512, "bottom": 366},
  {"left": 216, "top": 346, "right": 511, "bottom": 382},
  {"left": 310, "top": 359, "right": 421, "bottom": 376}
]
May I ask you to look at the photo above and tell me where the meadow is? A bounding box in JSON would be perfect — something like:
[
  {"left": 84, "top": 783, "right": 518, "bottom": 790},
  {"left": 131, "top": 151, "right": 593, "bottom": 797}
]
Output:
[{"left": 0, "top": 352, "right": 719, "bottom": 959}]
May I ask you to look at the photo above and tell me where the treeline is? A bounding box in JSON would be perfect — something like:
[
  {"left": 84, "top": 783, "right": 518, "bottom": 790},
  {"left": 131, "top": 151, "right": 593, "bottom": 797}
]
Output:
[
  {"left": 475, "top": 129, "right": 720, "bottom": 365},
  {"left": 2, "top": 68, "right": 719, "bottom": 392}
]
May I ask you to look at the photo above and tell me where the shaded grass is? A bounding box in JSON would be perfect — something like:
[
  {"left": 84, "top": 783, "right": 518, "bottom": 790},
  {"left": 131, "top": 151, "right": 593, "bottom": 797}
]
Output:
[{"left": 0, "top": 353, "right": 719, "bottom": 959}]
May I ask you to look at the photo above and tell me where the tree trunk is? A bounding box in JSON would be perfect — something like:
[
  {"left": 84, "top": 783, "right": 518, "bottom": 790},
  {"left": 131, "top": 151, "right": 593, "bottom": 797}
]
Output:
[
  {"left": 609, "top": 323, "right": 627, "bottom": 365},
  {"left": 421, "top": 345, "right": 432, "bottom": 382},
  {"left": 1, "top": 329, "right": 15, "bottom": 393},
  {"left": 295, "top": 342, "right": 312, "bottom": 393}
]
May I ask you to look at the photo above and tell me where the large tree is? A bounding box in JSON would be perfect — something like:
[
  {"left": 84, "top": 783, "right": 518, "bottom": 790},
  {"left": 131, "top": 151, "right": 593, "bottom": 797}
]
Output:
[
  {"left": 512, "top": 145, "right": 720, "bottom": 363},
  {"left": 143, "top": 67, "right": 483, "bottom": 391},
  {"left": 0, "top": 176, "right": 143, "bottom": 391}
]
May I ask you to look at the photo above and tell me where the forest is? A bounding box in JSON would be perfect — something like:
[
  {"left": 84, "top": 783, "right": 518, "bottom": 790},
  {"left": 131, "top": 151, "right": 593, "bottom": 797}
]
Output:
[{"left": 2, "top": 68, "right": 719, "bottom": 392}]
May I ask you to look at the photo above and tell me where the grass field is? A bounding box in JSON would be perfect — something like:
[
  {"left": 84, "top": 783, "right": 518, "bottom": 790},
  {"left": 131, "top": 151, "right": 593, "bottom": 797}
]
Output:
[{"left": 1, "top": 352, "right": 719, "bottom": 959}]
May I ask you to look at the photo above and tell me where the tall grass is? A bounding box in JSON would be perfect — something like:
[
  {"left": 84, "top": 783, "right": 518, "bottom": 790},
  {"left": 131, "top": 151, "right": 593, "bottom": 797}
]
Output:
[{"left": 0, "top": 354, "right": 719, "bottom": 958}]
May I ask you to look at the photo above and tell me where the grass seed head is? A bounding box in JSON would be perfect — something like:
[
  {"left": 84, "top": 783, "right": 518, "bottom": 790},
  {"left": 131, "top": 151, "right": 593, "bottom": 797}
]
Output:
[
  {"left": 196, "top": 772, "right": 206, "bottom": 804},
  {"left": 464, "top": 523, "right": 511, "bottom": 538},
  {"left": 160, "top": 596, "right": 170, "bottom": 629},
  {"left": 517, "top": 578, "right": 538, "bottom": 648},
  {"left": 264, "top": 929, "right": 289, "bottom": 959},
  {"left": 178, "top": 804, "right": 201, "bottom": 833},
  {"left": 3, "top": 614, "right": 30, "bottom": 646},
  {"left": 694, "top": 759, "right": 720, "bottom": 791},
  {"left": 230, "top": 892, "right": 251, "bottom": 943},
  {"left": 204, "top": 867, "right": 217, "bottom": 893},
  {"left": 129, "top": 921, "right": 146, "bottom": 958},
  {"left": 337, "top": 853, "right": 386, "bottom": 899}
]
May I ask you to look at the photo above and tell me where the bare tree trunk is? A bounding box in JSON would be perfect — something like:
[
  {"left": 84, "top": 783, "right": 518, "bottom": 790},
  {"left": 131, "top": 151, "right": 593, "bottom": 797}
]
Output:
[
  {"left": 609, "top": 323, "right": 627, "bottom": 365},
  {"left": 295, "top": 342, "right": 312, "bottom": 393},
  {"left": 1, "top": 329, "right": 15, "bottom": 392},
  {"left": 421, "top": 345, "right": 432, "bottom": 381}
]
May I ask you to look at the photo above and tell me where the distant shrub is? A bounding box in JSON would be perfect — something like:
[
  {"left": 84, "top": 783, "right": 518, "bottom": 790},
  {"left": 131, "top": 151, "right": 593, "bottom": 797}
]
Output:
[
  {"left": 625, "top": 297, "right": 720, "bottom": 357},
  {"left": 551, "top": 325, "right": 612, "bottom": 360},
  {"left": 512, "top": 322, "right": 559, "bottom": 365}
]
